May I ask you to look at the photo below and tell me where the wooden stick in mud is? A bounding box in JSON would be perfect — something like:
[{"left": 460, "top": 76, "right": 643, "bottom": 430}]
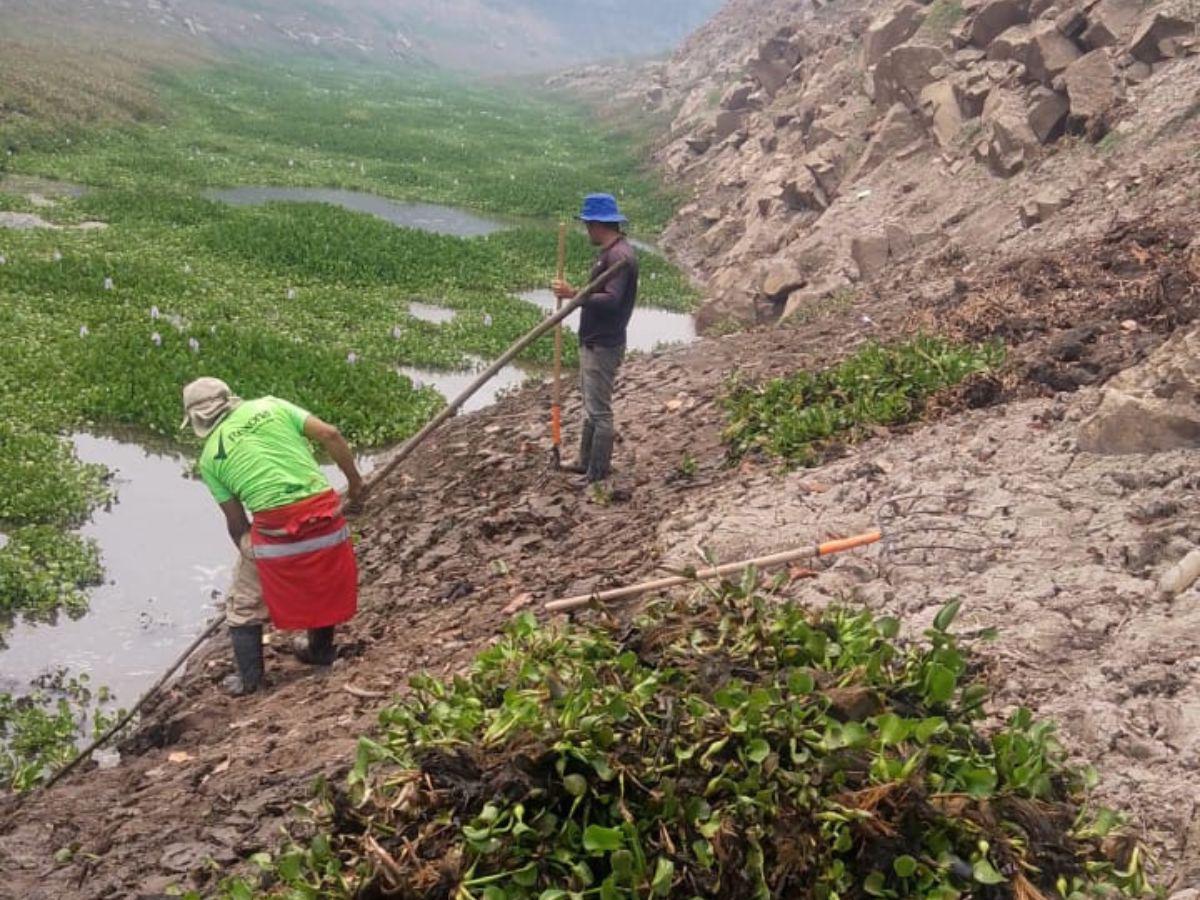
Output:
[
  {"left": 41, "top": 612, "right": 228, "bottom": 792},
  {"left": 551, "top": 221, "right": 567, "bottom": 465},
  {"left": 544, "top": 531, "right": 883, "bottom": 613},
  {"left": 365, "top": 259, "right": 628, "bottom": 491}
]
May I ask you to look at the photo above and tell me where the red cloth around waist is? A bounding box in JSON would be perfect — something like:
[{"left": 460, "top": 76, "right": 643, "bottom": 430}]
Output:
[{"left": 250, "top": 489, "right": 357, "bottom": 630}]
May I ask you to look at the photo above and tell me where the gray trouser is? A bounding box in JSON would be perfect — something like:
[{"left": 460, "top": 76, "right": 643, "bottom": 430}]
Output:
[
  {"left": 226, "top": 533, "right": 269, "bottom": 627},
  {"left": 580, "top": 343, "right": 624, "bottom": 479}
]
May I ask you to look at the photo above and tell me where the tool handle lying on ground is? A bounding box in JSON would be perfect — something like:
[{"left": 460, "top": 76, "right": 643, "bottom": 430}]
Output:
[
  {"left": 39, "top": 612, "right": 229, "bottom": 792},
  {"left": 365, "top": 259, "right": 629, "bottom": 491},
  {"left": 544, "top": 530, "right": 883, "bottom": 613}
]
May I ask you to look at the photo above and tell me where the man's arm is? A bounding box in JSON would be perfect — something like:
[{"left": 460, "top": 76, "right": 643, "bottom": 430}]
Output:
[
  {"left": 219, "top": 499, "right": 251, "bottom": 548},
  {"left": 303, "top": 415, "right": 367, "bottom": 505}
]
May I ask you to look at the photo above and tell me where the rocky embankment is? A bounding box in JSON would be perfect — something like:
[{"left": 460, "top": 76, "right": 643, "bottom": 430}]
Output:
[{"left": 556, "top": 0, "right": 1198, "bottom": 331}]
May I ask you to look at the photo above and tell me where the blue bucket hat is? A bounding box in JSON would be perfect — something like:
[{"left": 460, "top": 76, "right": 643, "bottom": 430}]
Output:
[{"left": 578, "top": 193, "right": 628, "bottom": 224}]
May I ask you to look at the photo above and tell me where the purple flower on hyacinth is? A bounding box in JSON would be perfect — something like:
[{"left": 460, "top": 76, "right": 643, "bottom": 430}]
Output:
[
  {"left": 151, "top": 332, "right": 163, "bottom": 347},
  {"left": 188, "top": 338, "right": 200, "bottom": 353},
  {"left": 150, "top": 306, "right": 161, "bottom": 320},
  {"left": 79, "top": 325, "right": 89, "bottom": 337},
  {"left": 103, "top": 277, "right": 114, "bottom": 291}
]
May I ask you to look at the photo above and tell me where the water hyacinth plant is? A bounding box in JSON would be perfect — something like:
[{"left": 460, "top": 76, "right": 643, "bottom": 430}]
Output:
[
  {"left": 723, "top": 336, "right": 1004, "bottom": 466},
  {"left": 208, "top": 584, "right": 1154, "bottom": 898}
]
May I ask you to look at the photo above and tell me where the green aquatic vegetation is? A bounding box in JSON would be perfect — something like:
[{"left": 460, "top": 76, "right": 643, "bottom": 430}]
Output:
[
  {"left": 209, "top": 587, "right": 1153, "bottom": 898},
  {"left": 0, "top": 669, "right": 123, "bottom": 792},
  {"left": 0, "top": 427, "right": 111, "bottom": 529},
  {"left": 723, "top": 336, "right": 1004, "bottom": 465},
  {"left": 0, "top": 526, "right": 103, "bottom": 621}
]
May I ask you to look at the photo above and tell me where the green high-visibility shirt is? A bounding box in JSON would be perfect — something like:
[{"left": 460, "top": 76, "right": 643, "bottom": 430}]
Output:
[{"left": 198, "top": 397, "right": 331, "bottom": 513}]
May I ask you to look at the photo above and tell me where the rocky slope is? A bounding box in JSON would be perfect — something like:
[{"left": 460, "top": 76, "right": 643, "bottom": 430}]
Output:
[{"left": 559, "top": 0, "right": 1199, "bottom": 331}]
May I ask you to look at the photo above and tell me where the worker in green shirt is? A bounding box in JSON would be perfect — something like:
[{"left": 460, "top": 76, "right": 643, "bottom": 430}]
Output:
[{"left": 182, "top": 377, "right": 366, "bottom": 696}]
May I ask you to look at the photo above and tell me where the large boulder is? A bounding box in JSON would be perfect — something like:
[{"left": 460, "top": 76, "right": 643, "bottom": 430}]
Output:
[
  {"left": 1128, "top": 11, "right": 1195, "bottom": 64},
  {"left": 848, "top": 103, "right": 925, "bottom": 180},
  {"left": 715, "top": 108, "right": 751, "bottom": 140},
  {"left": 759, "top": 258, "right": 807, "bottom": 300},
  {"left": 720, "top": 82, "right": 757, "bottom": 111},
  {"left": 1027, "top": 23, "right": 1083, "bottom": 82},
  {"left": 987, "top": 23, "right": 1035, "bottom": 62},
  {"left": 850, "top": 224, "right": 936, "bottom": 278},
  {"left": 1078, "top": 327, "right": 1200, "bottom": 454},
  {"left": 862, "top": 1, "right": 928, "bottom": 68},
  {"left": 916, "top": 77, "right": 984, "bottom": 146},
  {"left": 1062, "top": 49, "right": 1120, "bottom": 128},
  {"left": 969, "top": 0, "right": 1031, "bottom": 47},
  {"left": 1081, "top": 0, "right": 1143, "bottom": 49},
  {"left": 873, "top": 43, "right": 947, "bottom": 107},
  {"left": 750, "top": 31, "right": 807, "bottom": 95},
  {"left": 1027, "top": 86, "right": 1070, "bottom": 142},
  {"left": 983, "top": 87, "right": 1040, "bottom": 152}
]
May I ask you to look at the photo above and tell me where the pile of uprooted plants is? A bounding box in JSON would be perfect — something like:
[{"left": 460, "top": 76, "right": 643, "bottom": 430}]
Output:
[{"left": 217, "top": 583, "right": 1157, "bottom": 899}]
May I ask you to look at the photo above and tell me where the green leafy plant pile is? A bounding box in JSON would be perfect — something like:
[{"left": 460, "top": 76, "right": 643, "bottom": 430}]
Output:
[
  {"left": 217, "top": 588, "right": 1151, "bottom": 899},
  {"left": 723, "top": 336, "right": 1004, "bottom": 465},
  {"left": 0, "top": 669, "right": 123, "bottom": 792}
]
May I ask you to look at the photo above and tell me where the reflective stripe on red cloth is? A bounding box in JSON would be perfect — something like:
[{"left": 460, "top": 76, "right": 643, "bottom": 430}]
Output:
[{"left": 251, "top": 489, "right": 357, "bottom": 630}]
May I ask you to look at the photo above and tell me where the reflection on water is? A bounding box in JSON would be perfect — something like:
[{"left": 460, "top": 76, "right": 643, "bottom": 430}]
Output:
[
  {"left": 0, "top": 435, "right": 375, "bottom": 704},
  {"left": 518, "top": 289, "right": 696, "bottom": 354},
  {"left": 205, "top": 187, "right": 505, "bottom": 237},
  {"left": 0, "top": 435, "right": 231, "bottom": 702},
  {"left": 399, "top": 357, "right": 533, "bottom": 412},
  {"left": 408, "top": 301, "right": 457, "bottom": 325}
]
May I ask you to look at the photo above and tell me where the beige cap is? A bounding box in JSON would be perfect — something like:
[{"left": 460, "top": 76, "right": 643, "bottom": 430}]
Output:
[{"left": 180, "top": 377, "right": 241, "bottom": 438}]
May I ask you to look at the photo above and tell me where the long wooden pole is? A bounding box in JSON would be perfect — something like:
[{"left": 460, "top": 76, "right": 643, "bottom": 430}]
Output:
[
  {"left": 551, "top": 222, "right": 567, "bottom": 464},
  {"left": 365, "top": 259, "right": 627, "bottom": 491},
  {"left": 39, "top": 612, "right": 228, "bottom": 792},
  {"left": 544, "top": 531, "right": 883, "bottom": 613}
]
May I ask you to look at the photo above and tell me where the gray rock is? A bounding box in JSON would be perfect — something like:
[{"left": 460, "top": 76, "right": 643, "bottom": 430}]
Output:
[
  {"left": 1062, "top": 49, "right": 1120, "bottom": 126},
  {"left": 970, "top": 0, "right": 1031, "bottom": 47},
  {"left": 873, "top": 43, "right": 947, "bottom": 107},
  {"left": 1079, "top": 327, "right": 1200, "bottom": 454},
  {"left": 1128, "top": 11, "right": 1195, "bottom": 64},
  {"left": 848, "top": 103, "right": 925, "bottom": 179},
  {"left": 862, "top": 1, "right": 928, "bottom": 68},
  {"left": 1027, "top": 87, "right": 1070, "bottom": 141},
  {"left": 1081, "top": 0, "right": 1143, "bottom": 49}
]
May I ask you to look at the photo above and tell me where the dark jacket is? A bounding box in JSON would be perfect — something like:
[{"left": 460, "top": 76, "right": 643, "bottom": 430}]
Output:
[{"left": 579, "top": 237, "right": 638, "bottom": 349}]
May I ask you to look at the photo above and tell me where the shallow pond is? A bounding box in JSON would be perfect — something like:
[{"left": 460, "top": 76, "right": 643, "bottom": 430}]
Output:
[
  {"left": 0, "top": 434, "right": 374, "bottom": 704},
  {"left": 518, "top": 289, "right": 696, "bottom": 354},
  {"left": 205, "top": 186, "right": 506, "bottom": 237}
]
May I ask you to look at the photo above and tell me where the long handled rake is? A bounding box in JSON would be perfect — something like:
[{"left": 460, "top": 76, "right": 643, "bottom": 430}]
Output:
[{"left": 550, "top": 221, "right": 567, "bottom": 468}]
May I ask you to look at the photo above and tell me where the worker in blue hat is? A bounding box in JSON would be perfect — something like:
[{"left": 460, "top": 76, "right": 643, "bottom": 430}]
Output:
[{"left": 553, "top": 193, "right": 640, "bottom": 484}]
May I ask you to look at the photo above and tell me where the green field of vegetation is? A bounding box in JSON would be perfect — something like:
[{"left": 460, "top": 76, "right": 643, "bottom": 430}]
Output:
[{"left": 0, "top": 60, "right": 697, "bottom": 632}]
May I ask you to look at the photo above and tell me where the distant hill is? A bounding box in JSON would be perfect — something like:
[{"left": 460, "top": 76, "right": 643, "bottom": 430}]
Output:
[{"left": 0, "top": 0, "right": 724, "bottom": 73}]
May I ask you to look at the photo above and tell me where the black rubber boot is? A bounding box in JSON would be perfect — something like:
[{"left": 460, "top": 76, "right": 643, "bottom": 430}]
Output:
[
  {"left": 295, "top": 626, "right": 336, "bottom": 666},
  {"left": 586, "top": 429, "right": 615, "bottom": 483},
  {"left": 223, "top": 624, "right": 264, "bottom": 696},
  {"left": 563, "top": 421, "right": 594, "bottom": 474}
]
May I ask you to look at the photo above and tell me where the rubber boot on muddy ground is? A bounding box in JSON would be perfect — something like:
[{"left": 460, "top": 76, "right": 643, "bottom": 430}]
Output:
[
  {"left": 223, "top": 624, "right": 264, "bottom": 696},
  {"left": 563, "top": 420, "right": 594, "bottom": 475},
  {"left": 585, "top": 428, "right": 615, "bottom": 484},
  {"left": 294, "top": 626, "right": 336, "bottom": 666}
]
